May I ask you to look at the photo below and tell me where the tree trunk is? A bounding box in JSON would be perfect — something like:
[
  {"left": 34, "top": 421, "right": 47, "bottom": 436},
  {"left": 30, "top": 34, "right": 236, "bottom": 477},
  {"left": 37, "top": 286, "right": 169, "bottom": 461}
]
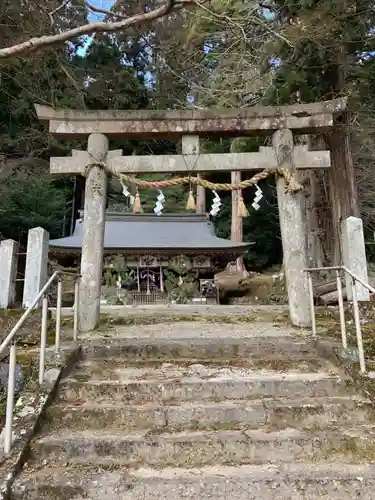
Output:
[
  {"left": 325, "top": 112, "right": 360, "bottom": 264},
  {"left": 297, "top": 135, "right": 324, "bottom": 268}
]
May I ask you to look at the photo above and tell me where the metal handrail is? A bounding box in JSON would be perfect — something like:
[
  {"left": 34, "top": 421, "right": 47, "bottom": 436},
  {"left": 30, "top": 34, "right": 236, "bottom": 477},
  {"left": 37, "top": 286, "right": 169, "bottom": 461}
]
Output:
[
  {"left": 0, "top": 270, "right": 77, "bottom": 354},
  {"left": 305, "top": 265, "right": 374, "bottom": 375},
  {"left": 1, "top": 270, "right": 80, "bottom": 454},
  {"left": 306, "top": 266, "right": 375, "bottom": 294}
]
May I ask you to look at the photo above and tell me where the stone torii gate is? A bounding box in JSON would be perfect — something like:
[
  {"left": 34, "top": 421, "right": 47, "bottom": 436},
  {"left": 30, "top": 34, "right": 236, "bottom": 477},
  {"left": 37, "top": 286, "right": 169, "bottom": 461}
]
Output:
[{"left": 35, "top": 100, "right": 345, "bottom": 332}]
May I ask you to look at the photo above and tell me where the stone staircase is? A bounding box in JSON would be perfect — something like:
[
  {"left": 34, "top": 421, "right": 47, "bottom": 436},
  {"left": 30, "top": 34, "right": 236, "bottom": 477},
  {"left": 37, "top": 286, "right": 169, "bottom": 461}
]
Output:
[{"left": 10, "top": 321, "right": 375, "bottom": 499}]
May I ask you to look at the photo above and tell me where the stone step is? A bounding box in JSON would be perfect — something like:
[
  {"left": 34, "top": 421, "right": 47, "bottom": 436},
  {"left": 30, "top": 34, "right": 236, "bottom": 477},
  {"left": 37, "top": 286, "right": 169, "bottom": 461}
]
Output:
[
  {"left": 29, "top": 427, "right": 375, "bottom": 469},
  {"left": 74, "top": 355, "right": 332, "bottom": 379},
  {"left": 45, "top": 396, "right": 373, "bottom": 433},
  {"left": 68, "top": 357, "right": 336, "bottom": 385},
  {"left": 11, "top": 463, "right": 375, "bottom": 499},
  {"left": 81, "top": 336, "right": 318, "bottom": 361},
  {"left": 58, "top": 372, "right": 350, "bottom": 405}
]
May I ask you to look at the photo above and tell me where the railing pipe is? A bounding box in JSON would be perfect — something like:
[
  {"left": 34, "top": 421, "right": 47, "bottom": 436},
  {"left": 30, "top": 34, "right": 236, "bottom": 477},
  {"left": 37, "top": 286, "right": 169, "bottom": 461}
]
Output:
[
  {"left": 306, "top": 266, "right": 375, "bottom": 294},
  {"left": 351, "top": 277, "right": 366, "bottom": 373},
  {"left": 38, "top": 296, "right": 49, "bottom": 385},
  {"left": 307, "top": 272, "right": 316, "bottom": 337},
  {"left": 343, "top": 266, "right": 375, "bottom": 294},
  {"left": 336, "top": 269, "right": 347, "bottom": 349},
  {"left": 0, "top": 270, "right": 80, "bottom": 355},
  {"left": 1, "top": 270, "right": 80, "bottom": 454},
  {"left": 0, "top": 271, "right": 59, "bottom": 355},
  {"left": 73, "top": 278, "right": 79, "bottom": 341},
  {"left": 55, "top": 280, "right": 63, "bottom": 352},
  {"left": 305, "top": 266, "right": 342, "bottom": 272},
  {"left": 4, "top": 342, "right": 17, "bottom": 454},
  {"left": 307, "top": 265, "right": 373, "bottom": 374}
]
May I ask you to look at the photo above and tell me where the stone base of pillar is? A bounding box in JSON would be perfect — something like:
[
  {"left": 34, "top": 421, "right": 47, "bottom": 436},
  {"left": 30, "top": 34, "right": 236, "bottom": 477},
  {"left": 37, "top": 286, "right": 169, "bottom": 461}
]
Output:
[
  {"left": 341, "top": 216, "right": 369, "bottom": 301},
  {"left": 0, "top": 239, "right": 19, "bottom": 308},
  {"left": 23, "top": 227, "right": 49, "bottom": 308}
]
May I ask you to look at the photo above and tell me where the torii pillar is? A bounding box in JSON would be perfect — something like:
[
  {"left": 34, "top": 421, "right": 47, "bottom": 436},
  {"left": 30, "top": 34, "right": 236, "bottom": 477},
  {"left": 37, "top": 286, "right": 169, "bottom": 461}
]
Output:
[
  {"left": 79, "top": 134, "right": 108, "bottom": 331},
  {"left": 48, "top": 135, "right": 122, "bottom": 332},
  {"left": 79, "top": 138, "right": 124, "bottom": 331},
  {"left": 272, "top": 130, "right": 311, "bottom": 327}
]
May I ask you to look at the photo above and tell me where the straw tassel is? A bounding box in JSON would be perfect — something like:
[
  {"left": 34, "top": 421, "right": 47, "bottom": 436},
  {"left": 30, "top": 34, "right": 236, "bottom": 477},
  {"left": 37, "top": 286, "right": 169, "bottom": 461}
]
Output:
[
  {"left": 186, "top": 190, "right": 196, "bottom": 211},
  {"left": 237, "top": 197, "right": 249, "bottom": 217},
  {"left": 133, "top": 190, "right": 143, "bottom": 213}
]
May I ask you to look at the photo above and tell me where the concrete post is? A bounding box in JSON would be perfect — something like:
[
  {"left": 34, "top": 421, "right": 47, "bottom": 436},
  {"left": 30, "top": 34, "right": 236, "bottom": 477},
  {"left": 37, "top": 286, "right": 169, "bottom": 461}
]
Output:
[
  {"left": 274, "top": 129, "right": 311, "bottom": 327},
  {"left": 79, "top": 133, "right": 109, "bottom": 332},
  {"left": 0, "top": 240, "right": 19, "bottom": 308},
  {"left": 341, "top": 216, "right": 369, "bottom": 301},
  {"left": 23, "top": 227, "right": 49, "bottom": 308},
  {"left": 181, "top": 135, "right": 206, "bottom": 213},
  {"left": 231, "top": 170, "right": 245, "bottom": 274}
]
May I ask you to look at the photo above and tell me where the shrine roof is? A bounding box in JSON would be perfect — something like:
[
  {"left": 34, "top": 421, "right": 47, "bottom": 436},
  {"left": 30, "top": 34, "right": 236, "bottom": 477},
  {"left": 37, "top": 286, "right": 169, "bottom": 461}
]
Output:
[{"left": 49, "top": 212, "right": 253, "bottom": 255}]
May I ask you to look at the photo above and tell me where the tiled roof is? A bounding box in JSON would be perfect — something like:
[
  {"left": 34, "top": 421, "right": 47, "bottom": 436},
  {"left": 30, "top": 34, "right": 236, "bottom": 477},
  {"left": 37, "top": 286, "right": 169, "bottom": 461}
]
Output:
[{"left": 49, "top": 212, "right": 252, "bottom": 254}]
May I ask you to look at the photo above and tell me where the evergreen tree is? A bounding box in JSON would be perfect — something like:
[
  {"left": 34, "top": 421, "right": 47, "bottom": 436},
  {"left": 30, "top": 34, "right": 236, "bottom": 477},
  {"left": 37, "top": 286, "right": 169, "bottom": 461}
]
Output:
[{"left": 0, "top": 1, "right": 87, "bottom": 241}]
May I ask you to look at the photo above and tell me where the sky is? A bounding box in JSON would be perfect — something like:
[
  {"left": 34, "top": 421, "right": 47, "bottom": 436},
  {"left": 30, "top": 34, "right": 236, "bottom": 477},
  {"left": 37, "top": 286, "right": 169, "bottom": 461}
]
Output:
[
  {"left": 77, "top": 0, "right": 115, "bottom": 55},
  {"left": 88, "top": 0, "right": 115, "bottom": 21}
]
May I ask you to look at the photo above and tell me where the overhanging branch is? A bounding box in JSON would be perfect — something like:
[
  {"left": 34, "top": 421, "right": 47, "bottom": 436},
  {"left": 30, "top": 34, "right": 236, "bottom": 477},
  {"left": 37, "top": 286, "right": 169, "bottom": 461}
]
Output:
[{"left": 0, "top": 0, "right": 199, "bottom": 60}]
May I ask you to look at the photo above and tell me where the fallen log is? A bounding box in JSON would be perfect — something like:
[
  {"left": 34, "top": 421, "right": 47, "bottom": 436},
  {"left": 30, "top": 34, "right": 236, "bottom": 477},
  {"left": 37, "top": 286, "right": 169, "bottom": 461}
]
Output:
[
  {"left": 318, "top": 288, "right": 347, "bottom": 305},
  {"left": 314, "top": 279, "right": 343, "bottom": 298}
]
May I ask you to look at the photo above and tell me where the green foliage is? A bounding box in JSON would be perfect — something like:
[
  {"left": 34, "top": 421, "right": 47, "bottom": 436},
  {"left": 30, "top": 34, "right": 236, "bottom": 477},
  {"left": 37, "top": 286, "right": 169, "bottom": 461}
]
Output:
[
  {"left": 242, "top": 199, "right": 282, "bottom": 270},
  {"left": 164, "top": 255, "right": 198, "bottom": 303},
  {"left": 213, "top": 182, "right": 282, "bottom": 271},
  {"left": 138, "top": 174, "right": 188, "bottom": 214},
  {"left": 208, "top": 137, "right": 282, "bottom": 270},
  {"left": 263, "top": 1, "right": 375, "bottom": 104},
  {"left": 0, "top": 169, "right": 70, "bottom": 240},
  {"left": 80, "top": 37, "right": 149, "bottom": 110},
  {"left": 103, "top": 255, "right": 136, "bottom": 287},
  {"left": 0, "top": 7, "right": 158, "bottom": 240},
  {"left": 8, "top": 0, "right": 374, "bottom": 269},
  {"left": 103, "top": 268, "right": 136, "bottom": 287}
]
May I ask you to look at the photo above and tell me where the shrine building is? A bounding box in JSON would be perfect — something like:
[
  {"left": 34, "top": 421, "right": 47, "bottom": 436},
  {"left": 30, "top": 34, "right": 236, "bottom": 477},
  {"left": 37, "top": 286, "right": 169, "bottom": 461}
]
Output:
[{"left": 48, "top": 211, "right": 252, "bottom": 303}]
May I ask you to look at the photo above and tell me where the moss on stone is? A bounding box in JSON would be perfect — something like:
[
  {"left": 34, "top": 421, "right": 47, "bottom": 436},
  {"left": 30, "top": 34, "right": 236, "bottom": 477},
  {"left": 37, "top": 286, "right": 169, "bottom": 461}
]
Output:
[
  {"left": 33, "top": 484, "right": 87, "bottom": 500},
  {"left": 314, "top": 311, "right": 375, "bottom": 413},
  {"left": 318, "top": 437, "right": 375, "bottom": 463},
  {"left": 93, "top": 311, "right": 289, "bottom": 331}
]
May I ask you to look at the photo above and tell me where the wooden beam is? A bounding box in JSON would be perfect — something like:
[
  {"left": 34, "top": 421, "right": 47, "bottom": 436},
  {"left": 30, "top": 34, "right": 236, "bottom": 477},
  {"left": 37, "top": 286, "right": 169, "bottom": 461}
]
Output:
[
  {"left": 50, "top": 148, "right": 331, "bottom": 175},
  {"left": 181, "top": 136, "right": 206, "bottom": 213},
  {"left": 231, "top": 170, "right": 245, "bottom": 274}
]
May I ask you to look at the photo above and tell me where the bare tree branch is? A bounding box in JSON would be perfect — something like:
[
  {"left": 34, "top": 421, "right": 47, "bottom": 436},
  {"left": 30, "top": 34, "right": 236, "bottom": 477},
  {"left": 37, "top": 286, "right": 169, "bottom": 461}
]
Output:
[
  {"left": 0, "top": 0, "right": 200, "bottom": 60},
  {"left": 49, "top": 0, "right": 71, "bottom": 23},
  {"left": 31, "top": 0, "right": 71, "bottom": 28}
]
